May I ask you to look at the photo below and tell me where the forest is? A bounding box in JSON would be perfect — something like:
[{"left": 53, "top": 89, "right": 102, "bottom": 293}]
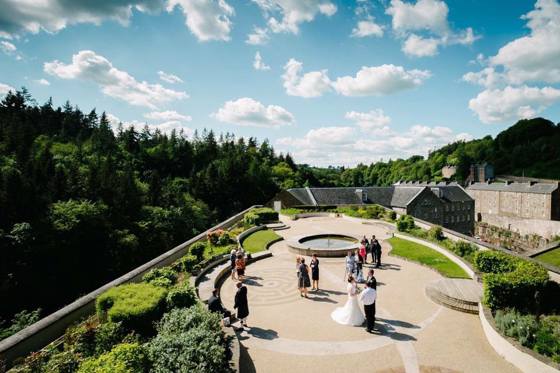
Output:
[{"left": 1, "top": 89, "right": 559, "bottom": 340}]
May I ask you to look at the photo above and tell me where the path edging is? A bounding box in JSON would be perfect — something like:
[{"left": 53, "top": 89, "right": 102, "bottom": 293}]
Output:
[{"left": 479, "top": 304, "right": 560, "bottom": 373}]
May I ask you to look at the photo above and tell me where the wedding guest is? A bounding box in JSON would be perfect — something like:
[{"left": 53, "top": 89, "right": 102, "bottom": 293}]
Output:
[
  {"left": 298, "top": 257, "right": 311, "bottom": 298},
  {"left": 310, "top": 254, "right": 320, "bottom": 291},
  {"left": 234, "top": 282, "right": 249, "bottom": 328},
  {"left": 359, "top": 280, "right": 377, "bottom": 332},
  {"left": 356, "top": 250, "right": 364, "bottom": 283},
  {"left": 370, "top": 235, "right": 378, "bottom": 263},
  {"left": 361, "top": 235, "right": 369, "bottom": 247},
  {"left": 345, "top": 251, "right": 356, "bottom": 277},
  {"left": 366, "top": 269, "right": 377, "bottom": 289},
  {"left": 359, "top": 244, "right": 367, "bottom": 263},
  {"left": 208, "top": 289, "right": 230, "bottom": 318},
  {"left": 230, "top": 249, "right": 237, "bottom": 280},
  {"left": 235, "top": 254, "right": 246, "bottom": 281},
  {"left": 371, "top": 235, "right": 382, "bottom": 267}
]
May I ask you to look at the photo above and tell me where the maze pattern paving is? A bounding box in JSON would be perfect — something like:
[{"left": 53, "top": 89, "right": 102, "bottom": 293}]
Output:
[{"left": 242, "top": 267, "right": 301, "bottom": 307}]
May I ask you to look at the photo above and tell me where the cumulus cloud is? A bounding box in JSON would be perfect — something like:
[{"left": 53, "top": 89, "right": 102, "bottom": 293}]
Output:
[
  {"left": 158, "top": 71, "right": 183, "bottom": 84},
  {"left": 275, "top": 121, "right": 470, "bottom": 166},
  {"left": 44, "top": 50, "right": 187, "bottom": 109},
  {"left": 212, "top": 97, "right": 294, "bottom": 127},
  {"left": 167, "top": 0, "right": 234, "bottom": 41},
  {"left": 108, "top": 113, "right": 193, "bottom": 136},
  {"left": 386, "top": 0, "right": 478, "bottom": 58},
  {"left": 144, "top": 110, "right": 192, "bottom": 121},
  {"left": 351, "top": 20, "right": 384, "bottom": 38},
  {"left": 34, "top": 78, "right": 50, "bottom": 86},
  {"left": 0, "top": 0, "right": 235, "bottom": 42},
  {"left": 246, "top": 26, "right": 270, "bottom": 45},
  {"left": 468, "top": 85, "right": 560, "bottom": 124},
  {"left": 0, "top": 82, "right": 15, "bottom": 95},
  {"left": 0, "top": 0, "right": 165, "bottom": 38},
  {"left": 253, "top": 52, "right": 271, "bottom": 71},
  {"left": 402, "top": 34, "right": 440, "bottom": 57},
  {"left": 282, "top": 58, "right": 332, "bottom": 98},
  {"left": 0, "top": 40, "right": 22, "bottom": 60},
  {"left": 345, "top": 109, "right": 391, "bottom": 133},
  {"left": 333, "top": 64, "right": 431, "bottom": 96}
]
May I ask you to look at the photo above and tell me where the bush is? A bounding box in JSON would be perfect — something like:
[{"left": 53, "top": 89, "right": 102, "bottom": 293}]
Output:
[
  {"left": 244, "top": 207, "right": 278, "bottom": 226},
  {"left": 207, "top": 229, "right": 234, "bottom": 246},
  {"left": 428, "top": 226, "right": 444, "bottom": 241},
  {"left": 78, "top": 343, "right": 149, "bottom": 373},
  {"left": 475, "top": 251, "right": 549, "bottom": 312},
  {"left": 142, "top": 267, "right": 177, "bottom": 288},
  {"left": 166, "top": 283, "right": 197, "bottom": 310},
  {"left": 175, "top": 255, "right": 198, "bottom": 273},
  {"left": 451, "top": 241, "right": 478, "bottom": 260},
  {"left": 385, "top": 210, "right": 397, "bottom": 221},
  {"left": 495, "top": 309, "right": 539, "bottom": 347},
  {"left": 64, "top": 320, "right": 97, "bottom": 357},
  {"left": 147, "top": 306, "right": 227, "bottom": 373},
  {"left": 189, "top": 242, "right": 206, "bottom": 261},
  {"left": 96, "top": 283, "right": 168, "bottom": 336},
  {"left": 43, "top": 350, "right": 81, "bottom": 373},
  {"left": 94, "top": 322, "right": 130, "bottom": 356},
  {"left": 396, "top": 215, "right": 415, "bottom": 232}
]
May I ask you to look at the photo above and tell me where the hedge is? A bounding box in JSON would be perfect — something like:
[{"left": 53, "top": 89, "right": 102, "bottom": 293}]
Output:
[
  {"left": 243, "top": 207, "right": 278, "bottom": 226},
  {"left": 78, "top": 343, "right": 149, "bottom": 373},
  {"left": 142, "top": 267, "right": 178, "bottom": 288},
  {"left": 96, "top": 283, "right": 168, "bottom": 335},
  {"left": 474, "top": 251, "right": 549, "bottom": 312},
  {"left": 396, "top": 215, "right": 415, "bottom": 232},
  {"left": 165, "top": 283, "right": 197, "bottom": 310}
]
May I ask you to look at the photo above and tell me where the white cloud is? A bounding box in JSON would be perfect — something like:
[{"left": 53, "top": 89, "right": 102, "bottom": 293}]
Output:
[
  {"left": 108, "top": 113, "right": 193, "bottom": 136},
  {"left": 345, "top": 109, "right": 391, "bottom": 132},
  {"left": 144, "top": 110, "right": 192, "bottom": 121},
  {"left": 402, "top": 34, "right": 440, "bottom": 57},
  {"left": 34, "top": 78, "right": 50, "bottom": 86},
  {"left": 351, "top": 20, "right": 384, "bottom": 38},
  {"left": 386, "top": 0, "right": 449, "bottom": 35},
  {"left": 253, "top": 52, "right": 271, "bottom": 71},
  {"left": 251, "top": 0, "right": 337, "bottom": 36},
  {"left": 167, "top": 0, "right": 234, "bottom": 42},
  {"left": 0, "top": 82, "right": 15, "bottom": 95},
  {"left": 44, "top": 50, "right": 188, "bottom": 109},
  {"left": 246, "top": 26, "right": 270, "bottom": 45},
  {"left": 1, "top": 41, "right": 16, "bottom": 53},
  {"left": 282, "top": 58, "right": 331, "bottom": 98},
  {"left": 158, "top": 70, "right": 183, "bottom": 84},
  {"left": 212, "top": 97, "right": 294, "bottom": 127},
  {"left": 468, "top": 85, "right": 560, "bottom": 124},
  {"left": 333, "top": 64, "right": 430, "bottom": 96},
  {"left": 275, "top": 122, "right": 470, "bottom": 166},
  {"left": 0, "top": 0, "right": 165, "bottom": 38},
  {"left": 462, "top": 67, "right": 505, "bottom": 88},
  {"left": 489, "top": 0, "right": 560, "bottom": 84}
]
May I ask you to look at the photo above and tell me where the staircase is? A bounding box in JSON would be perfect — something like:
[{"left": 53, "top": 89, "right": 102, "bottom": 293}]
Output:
[{"left": 425, "top": 279, "right": 481, "bottom": 314}]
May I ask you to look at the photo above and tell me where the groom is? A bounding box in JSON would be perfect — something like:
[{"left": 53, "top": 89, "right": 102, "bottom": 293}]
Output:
[{"left": 359, "top": 280, "right": 377, "bottom": 332}]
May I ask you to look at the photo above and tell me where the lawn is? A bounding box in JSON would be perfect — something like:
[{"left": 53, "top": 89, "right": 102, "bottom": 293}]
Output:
[
  {"left": 388, "top": 237, "right": 470, "bottom": 279},
  {"left": 535, "top": 248, "right": 560, "bottom": 268},
  {"left": 242, "top": 229, "right": 282, "bottom": 253}
]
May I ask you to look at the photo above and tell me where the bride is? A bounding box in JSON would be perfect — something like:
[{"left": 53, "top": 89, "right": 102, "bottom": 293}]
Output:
[{"left": 331, "top": 275, "right": 365, "bottom": 326}]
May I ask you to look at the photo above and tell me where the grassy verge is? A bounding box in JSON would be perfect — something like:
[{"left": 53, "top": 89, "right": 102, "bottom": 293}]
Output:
[
  {"left": 242, "top": 229, "right": 282, "bottom": 253},
  {"left": 535, "top": 248, "right": 560, "bottom": 267},
  {"left": 388, "top": 237, "right": 470, "bottom": 279}
]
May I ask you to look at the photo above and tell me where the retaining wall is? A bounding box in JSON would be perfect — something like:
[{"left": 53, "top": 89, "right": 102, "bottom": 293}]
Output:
[{"left": 0, "top": 205, "right": 261, "bottom": 367}]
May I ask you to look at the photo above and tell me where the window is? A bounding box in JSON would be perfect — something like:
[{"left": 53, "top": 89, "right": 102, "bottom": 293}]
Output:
[
  {"left": 467, "top": 214, "right": 470, "bottom": 221},
  {"left": 451, "top": 216, "right": 454, "bottom": 223}
]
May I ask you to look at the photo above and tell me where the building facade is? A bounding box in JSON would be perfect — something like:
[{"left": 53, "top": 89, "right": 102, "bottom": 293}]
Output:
[{"left": 271, "top": 181, "right": 475, "bottom": 235}]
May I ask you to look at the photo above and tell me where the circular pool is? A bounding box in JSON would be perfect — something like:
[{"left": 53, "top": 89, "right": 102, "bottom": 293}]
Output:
[{"left": 287, "top": 234, "right": 360, "bottom": 257}]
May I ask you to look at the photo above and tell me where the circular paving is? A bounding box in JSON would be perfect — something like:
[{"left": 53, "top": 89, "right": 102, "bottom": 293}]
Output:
[{"left": 240, "top": 267, "right": 300, "bottom": 307}]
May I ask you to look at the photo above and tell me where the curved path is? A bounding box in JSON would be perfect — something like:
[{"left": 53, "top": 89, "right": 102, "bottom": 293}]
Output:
[{"left": 220, "top": 216, "right": 519, "bottom": 373}]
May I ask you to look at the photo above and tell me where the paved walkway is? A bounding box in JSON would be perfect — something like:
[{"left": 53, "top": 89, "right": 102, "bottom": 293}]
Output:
[{"left": 220, "top": 216, "right": 519, "bottom": 373}]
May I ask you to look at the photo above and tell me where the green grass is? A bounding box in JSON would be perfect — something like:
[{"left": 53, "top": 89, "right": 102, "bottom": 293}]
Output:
[
  {"left": 535, "top": 248, "right": 560, "bottom": 268},
  {"left": 388, "top": 237, "right": 470, "bottom": 279},
  {"left": 242, "top": 229, "right": 282, "bottom": 253}
]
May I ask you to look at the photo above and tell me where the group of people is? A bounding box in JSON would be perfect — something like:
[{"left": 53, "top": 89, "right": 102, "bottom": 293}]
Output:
[
  {"left": 230, "top": 247, "right": 248, "bottom": 281},
  {"left": 208, "top": 281, "right": 249, "bottom": 328},
  {"left": 345, "top": 235, "right": 382, "bottom": 283},
  {"left": 331, "top": 270, "right": 378, "bottom": 332},
  {"left": 295, "top": 253, "right": 320, "bottom": 297}
]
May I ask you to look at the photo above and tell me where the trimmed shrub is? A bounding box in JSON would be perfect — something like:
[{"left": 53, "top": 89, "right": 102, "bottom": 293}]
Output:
[
  {"left": 244, "top": 207, "right": 278, "bottom": 226},
  {"left": 428, "top": 226, "right": 444, "bottom": 241},
  {"left": 147, "top": 306, "right": 227, "bottom": 373},
  {"left": 166, "top": 283, "right": 197, "bottom": 310},
  {"left": 175, "top": 254, "right": 198, "bottom": 273},
  {"left": 78, "top": 343, "right": 149, "bottom": 373},
  {"left": 96, "top": 283, "right": 167, "bottom": 336},
  {"left": 142, "top": 267, "right": 177, "bottom": 288},
  {"left": 189, "top": 242, "right": 206, "bottom": 261},
  {"left": 385, "top": 210, "right": 397, "bottom": 221},
  {"left": 451, "top": 240, "right": 478, "bottom": 259},
  {"left": 207, "top": 229, "right": 234, "bottom": 246},
  {"left": 475, "top": 251, "right": 549, "bottom": 312},
  {"left": 396, "top": 215, "right": 415, "bottom": 232}
]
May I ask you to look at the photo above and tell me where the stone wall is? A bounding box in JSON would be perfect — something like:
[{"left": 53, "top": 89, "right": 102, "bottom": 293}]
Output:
[
  {"left": 477, "top": 213, "right": 560, "bottom": 240},
  {"left": 469, "top": 188, "right": 552, "bottom": 220},
  {"left": 475, "top": 222, "right": 550, "bottom": 254}
]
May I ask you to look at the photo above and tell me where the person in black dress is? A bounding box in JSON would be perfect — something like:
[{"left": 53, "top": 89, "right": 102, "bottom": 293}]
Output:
[
  {"left": 234, "top": 282, "right": 249, "bottom": 328},
  {"left": 310, "top": 254, "right": 320, "bottom": 291},
  {"left": 298, "top": 258, "right": 311, "bottom": 298}
]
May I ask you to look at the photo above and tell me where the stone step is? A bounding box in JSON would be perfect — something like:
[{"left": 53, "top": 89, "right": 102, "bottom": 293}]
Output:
[
  {"left": 266, "top": 223, "right": 289, "bottom": 231},
  {"left": 425, "top": 287, "right": 479, "bottom": 314}
]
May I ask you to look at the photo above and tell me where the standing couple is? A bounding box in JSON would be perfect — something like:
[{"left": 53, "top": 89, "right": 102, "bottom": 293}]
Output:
[{"left": 331, "top": 274, "right": 377, "bottom": 332}]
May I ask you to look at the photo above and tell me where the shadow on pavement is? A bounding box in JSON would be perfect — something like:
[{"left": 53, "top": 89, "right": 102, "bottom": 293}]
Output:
[
  {"left": 237, "top": 326, "right": 279, "bottom": 341},
  {"left": 239, "top": 343, "right": 256, "bottom": 373}
]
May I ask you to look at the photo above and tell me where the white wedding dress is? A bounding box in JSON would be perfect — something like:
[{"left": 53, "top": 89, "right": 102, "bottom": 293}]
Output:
[{"left": 331, "top": 283, "right": 365, "bottom": 326}]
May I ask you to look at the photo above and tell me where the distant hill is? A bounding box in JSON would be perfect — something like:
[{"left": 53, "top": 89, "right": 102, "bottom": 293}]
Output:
[{"left": 302, "top": 118, "right": 560, "bottom": 187}]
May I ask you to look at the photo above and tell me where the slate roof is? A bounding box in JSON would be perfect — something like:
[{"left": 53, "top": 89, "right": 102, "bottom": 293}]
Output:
[
  {"left": 308, "top": 187, "right": 363, "bottom": 205},
  {"left": 394, "top": 181, "right": 472, "bottom": 203},
  {"left": 286, "top": 188, "right": 315, "bottom": 205},
  {"left": 363, "top": 187, "right": 394, "bottom": 206},
  {"left": 466, "top": 182, "right": 559, "bottom": 194},
  {"left": 389, "top": 186, "right": 425, "bottom": 207}
]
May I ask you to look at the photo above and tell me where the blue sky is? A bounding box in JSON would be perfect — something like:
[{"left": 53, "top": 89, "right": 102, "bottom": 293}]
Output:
[{"left": 1, "top": 0, "right": 559, "bottom": 166}]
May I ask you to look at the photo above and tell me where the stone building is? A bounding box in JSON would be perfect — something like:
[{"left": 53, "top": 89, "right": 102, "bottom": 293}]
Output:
[
  {"left": 466, "top": 163, "right": 494, "bottom": 183},
  {"left": 271, "top": 181, "right": 475, "bottom": 235}
]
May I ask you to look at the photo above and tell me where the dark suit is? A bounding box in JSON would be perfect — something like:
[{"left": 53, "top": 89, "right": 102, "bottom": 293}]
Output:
[
  {"left": 208, "top": 295, "right": 229, "bottom": 317},
  {"left": 234, "top": 286, "right": 249, "bottom": 320},
  {"left": 372, "top": 240, "right": 382, "bottom": 267},
  {"left": 364, "top": 303, "right": 375, "bottom": 331}
]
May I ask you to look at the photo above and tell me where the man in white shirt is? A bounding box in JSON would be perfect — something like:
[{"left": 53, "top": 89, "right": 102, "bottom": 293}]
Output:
[{"left": 359, "top": 281, "right": 377, "bottom": 332}]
